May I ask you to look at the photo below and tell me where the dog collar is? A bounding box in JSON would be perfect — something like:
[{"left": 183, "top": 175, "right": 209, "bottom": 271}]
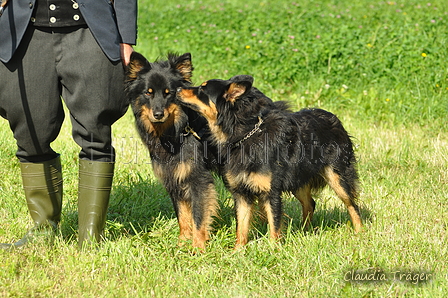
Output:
[
  {"left": 182, "top": 125, "right": 201, "bottom": 140},
  {"left": 233, "top": 116, "right": 263, "bottom": 148}
]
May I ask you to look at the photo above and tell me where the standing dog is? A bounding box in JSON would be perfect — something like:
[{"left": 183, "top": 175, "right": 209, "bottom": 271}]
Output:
[
  {"left": 177, "top": 75, "right": 363, "bottom": 248},
  {"left": 125, "top": 52, "right": 218, "bottom": 250}
]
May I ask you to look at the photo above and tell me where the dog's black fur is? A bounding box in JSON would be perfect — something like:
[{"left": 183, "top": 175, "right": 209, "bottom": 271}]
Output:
[
  {"left": 125, "top": 52, "right": 219, "bottom": 250},
  {"left": 177, "top": 75, "right": 363, "bottom": 248}
]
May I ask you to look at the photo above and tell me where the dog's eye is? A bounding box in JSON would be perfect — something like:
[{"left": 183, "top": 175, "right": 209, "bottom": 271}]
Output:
[
  {"left": 164, "top": 89, "right": 170, "bottom": 95},
  {"left": 145, "top": 88, "right": 153, "bottom": 96}
]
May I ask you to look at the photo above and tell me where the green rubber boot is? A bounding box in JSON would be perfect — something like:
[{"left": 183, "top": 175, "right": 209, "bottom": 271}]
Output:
[
  {"left": 0, "top": 157, "right": 63, "bottom": 250},
  {"left": 78, "top": 160, "right": 114, "bottom": 249}
]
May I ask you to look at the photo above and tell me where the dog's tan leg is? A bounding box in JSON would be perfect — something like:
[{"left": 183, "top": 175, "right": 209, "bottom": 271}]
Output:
[
  {"left": 191, "top": 183, "right": 218, "bottom": 251},
  {"left": 192, "top": 225, "right": 208, "bottom": 252},
  {"left": 234, "top": 193, "right": 254, "bottom": 249},
  {"left": 323, "top": 167, "right": 363, "bottom": 233},
  {"left": 177, "top": 200, "right": 193, "bottom": 244},
  {"left": 294, "top": 185, "right": 315, "bottom": 230},
  {"left": 262, "top": 198, "right": 282, "bottom": 242}
]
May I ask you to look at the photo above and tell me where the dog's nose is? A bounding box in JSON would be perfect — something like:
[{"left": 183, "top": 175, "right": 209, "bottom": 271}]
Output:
[{"left": 153, "top": 111, "right": 165, "bottom": 120}]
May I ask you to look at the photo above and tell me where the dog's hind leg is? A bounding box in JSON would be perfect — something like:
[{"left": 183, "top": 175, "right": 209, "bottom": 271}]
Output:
[
  {"left": 323, "top": 167, "right": 363, "bottom": 233},
  {"left": 293, "top": 185, "right": 316, "bottom": 230},
  {"left": 234, "top": 193, "right": 254, "bottom": 249}
]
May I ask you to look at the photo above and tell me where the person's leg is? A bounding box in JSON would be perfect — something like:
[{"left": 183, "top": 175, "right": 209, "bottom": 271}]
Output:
[
  {"left": 57, "top": 27, "right": 127, "bottom": 162},
  {"left": 0, "top": 26, "right": 64, "bottom": 249},
  {"left": 0, "top": 26, "right": 64, "bottom": 162},
  {"left": 56, "top": 27, "right": 128, "bottom": 248}
]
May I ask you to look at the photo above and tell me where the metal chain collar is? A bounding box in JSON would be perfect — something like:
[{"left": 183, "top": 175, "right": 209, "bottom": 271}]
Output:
[{"left": 233, "top": 116, "right": 263, "bottom": 148}]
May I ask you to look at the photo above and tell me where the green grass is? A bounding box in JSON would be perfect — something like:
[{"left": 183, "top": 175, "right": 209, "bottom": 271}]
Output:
[{"left": 1, "top": 0, "right": 447, "bottom": 297}]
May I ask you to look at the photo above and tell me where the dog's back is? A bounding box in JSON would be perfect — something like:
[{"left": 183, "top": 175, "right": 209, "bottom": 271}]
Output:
[{"left": 238, "top": 104, "right": 358, "bottom": 196}]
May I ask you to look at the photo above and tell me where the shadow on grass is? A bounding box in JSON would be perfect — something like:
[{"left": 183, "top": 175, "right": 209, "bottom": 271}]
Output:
[
  {"left": 234, "top": 200, "right": 373, "bottom": 242},
  {"left": 60, "top": 178, "right": 176, "bottom": 243},
  {"left": 59, "top": 178, "right": 372, "bottom": 244},
  {"left": 284, "top": 199, "right": 373, "bottom": 234}
]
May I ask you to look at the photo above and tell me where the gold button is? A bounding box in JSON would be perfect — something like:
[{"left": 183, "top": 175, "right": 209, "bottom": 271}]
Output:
[
  {"left": 73, "top": 3, "right": 79, "bottom": 9},
  {"left": 50, "top": 17, "right": 56, "bottom": 23},
  {"left": 31, "top": 17, "right": 36, "bottom": 22},
  {"left": 73, "top": 14, "right": 80, "bottom": 21},
  {"left": 49, "top": 4, "right": 56, "bottom": 10}
]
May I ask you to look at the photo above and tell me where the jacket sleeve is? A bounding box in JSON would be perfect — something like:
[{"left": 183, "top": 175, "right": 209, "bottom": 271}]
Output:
[
  {"left": 0, "top": 0, "right": 36, "bottom": 63},
  {"left": 78, "top": 0, "right": 137, "bottom": 61},
  {"left": 114, "top": 0, "right": 138, "bottom": 45}
]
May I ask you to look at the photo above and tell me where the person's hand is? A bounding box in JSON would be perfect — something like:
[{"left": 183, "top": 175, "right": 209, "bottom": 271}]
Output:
[{"left": 120, "top": 43, "right": 134, "bottom": 67}]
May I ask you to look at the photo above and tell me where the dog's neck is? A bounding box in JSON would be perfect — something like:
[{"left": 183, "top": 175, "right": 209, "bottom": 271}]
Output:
[
  {"left": 231, "top": 116, "right": 264, "bottom": 148},
  {"left": 208, "top": 108, "right": 264, "bottom": 149}
]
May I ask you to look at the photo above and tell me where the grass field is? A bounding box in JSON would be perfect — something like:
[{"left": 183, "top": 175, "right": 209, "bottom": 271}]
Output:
[{"left": 1, "top": 0, "right": 447, "bottom": 297}]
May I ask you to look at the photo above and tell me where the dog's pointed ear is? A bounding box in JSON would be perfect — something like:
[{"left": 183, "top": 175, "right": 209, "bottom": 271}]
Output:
[
  {"left": 171, "top": 53, "right": 194, "bottom": 83},
  {"left": 229, "top": 75, "right": 254, "bottom": 85},
  {"left": 224, "top": 78, "right": 253, "bottom": 103},
  {"left": 126, "top": 52, "right": 150, "bottom": 81}
]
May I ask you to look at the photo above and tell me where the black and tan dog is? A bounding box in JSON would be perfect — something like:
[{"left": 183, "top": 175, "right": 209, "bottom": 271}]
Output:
[
  {"left": 177, "top": 75, "right": 363, "bottom": 248},
  {"left": 125, "top": 52, "right": 219, "bottom": 251}
]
